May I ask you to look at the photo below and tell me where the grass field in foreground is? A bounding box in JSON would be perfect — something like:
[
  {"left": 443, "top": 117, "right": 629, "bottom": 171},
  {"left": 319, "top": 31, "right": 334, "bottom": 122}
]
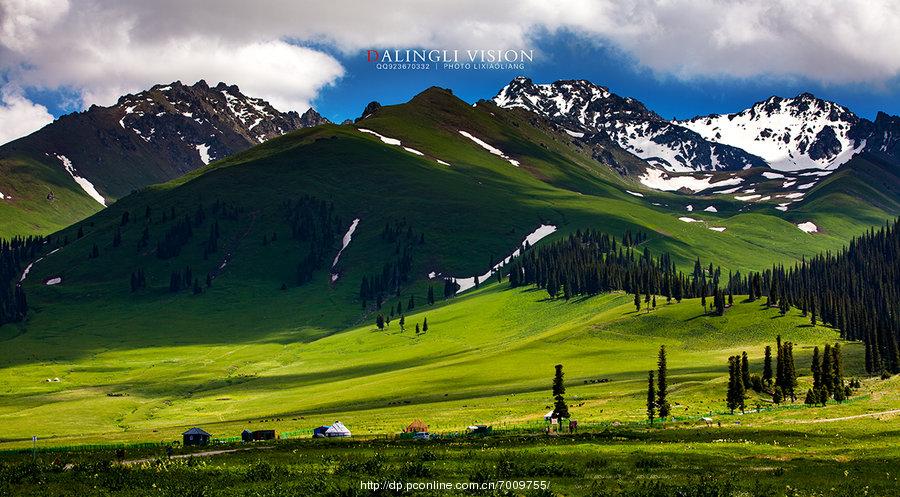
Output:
[
  {"left": 1, "top": 283, "right": 896, "bottom": 450},
  {"left": 1, "top": 421, "right": 898, "bottom": 496}
]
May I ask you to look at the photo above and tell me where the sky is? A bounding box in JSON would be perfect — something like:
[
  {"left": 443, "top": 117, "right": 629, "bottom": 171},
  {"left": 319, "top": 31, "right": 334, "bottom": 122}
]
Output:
[{"left": 2, "top": 0, "right": 900, "bottom": 144}]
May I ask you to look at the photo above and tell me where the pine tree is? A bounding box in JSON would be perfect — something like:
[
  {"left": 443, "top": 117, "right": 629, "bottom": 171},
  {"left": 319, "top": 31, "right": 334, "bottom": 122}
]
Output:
[
  {"left": 399, "top": 315, "right": 405, "bottom": 331},
  {"left": 415, "top": 323, "right": 420, "bottom": 334},
  {"left": 762, "top": 345, "right": 773, "bottom": 387},
  {"left": 634, "top": 291, "right": 641, "bottom": 313},
  {"left": 552, "top": 364, "right": 570, "bottom": 420},
  {"left": 647, "top": 370, "right": 656, "bottom": 425},
  {"left": 741, "top": 351, "right": 751, "bottom": 389},
  {"left": 832, "top": 343, "right": 845, "bottom": 400},
  {"left": 821, "top": 344, "right": 833, "bottom": 396},
  {"left": 376, "top": 314, "right": 385, "bottom": 330},
  {"left": 727, "top": 356, "right": 738, "bottom": 414},
  {"left": 811, "top": 346, "right": 822, "bottom": 391},
  {"left": 657, "top": 345, "right": 670, "bottom": 419},
  {"left": 422, "top": 317, "right": 428, "bottom": 332}
]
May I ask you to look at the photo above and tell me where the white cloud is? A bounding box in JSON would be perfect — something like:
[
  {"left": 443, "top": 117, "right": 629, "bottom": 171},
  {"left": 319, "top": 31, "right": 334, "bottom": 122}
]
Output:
[
  {"left": 0, "top": 86, "right": 54, "bottom": 145},
  {"left": 1, "top": 0, "right": 899, "bottom": 143}
]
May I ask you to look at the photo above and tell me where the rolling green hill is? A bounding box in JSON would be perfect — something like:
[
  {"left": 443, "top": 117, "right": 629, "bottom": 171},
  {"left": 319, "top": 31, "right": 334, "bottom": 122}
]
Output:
[{"left": 1, "top": 86, "right": 899, "bottom": 449}]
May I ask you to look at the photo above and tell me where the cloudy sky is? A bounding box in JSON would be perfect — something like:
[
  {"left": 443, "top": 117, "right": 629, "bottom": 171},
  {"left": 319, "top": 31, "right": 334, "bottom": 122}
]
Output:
[{"left": 2, "top": 0, "right": 900, "bottom": 144}]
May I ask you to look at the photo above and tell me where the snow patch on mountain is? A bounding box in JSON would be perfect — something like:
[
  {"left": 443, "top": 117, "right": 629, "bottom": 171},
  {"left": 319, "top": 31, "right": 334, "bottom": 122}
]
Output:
[
  {"left": 797, "top": 221, "right": 818, "bottom": 233},
  {"left": 195, "top": 144, "right": 211, "bottom": 165},
  {"left": 359, "top": 128, "right": 401, "bottom": 146},
  {"left": 458, "top": 130, "right": 519, "bottom": 167},
  {"left": 434, "top": 224, "right": 557, "bottom": 294},
  {"left": 55, "top": 154, "right": 105, "bottom": 206},
  {"left": 331, "top": 218, "right": 360, "bottom": 282},
  {"left": 638, "top": 168, "right": 743, "bottom": 192}
]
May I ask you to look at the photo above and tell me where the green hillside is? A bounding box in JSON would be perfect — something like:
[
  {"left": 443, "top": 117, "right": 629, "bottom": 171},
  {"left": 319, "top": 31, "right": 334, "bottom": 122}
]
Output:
[{"left": 1, "top": 87, "right": 899, "bottom": 449}]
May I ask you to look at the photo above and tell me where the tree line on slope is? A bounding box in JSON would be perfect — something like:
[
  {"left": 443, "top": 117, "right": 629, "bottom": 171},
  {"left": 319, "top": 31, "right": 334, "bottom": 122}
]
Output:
[
  {"left": 505, "top": 229, "right": 733, "bottom": 314},
  {"left": 0, "top": 236, "right": 43, "bottom": 326},
  {"left": 508, "top": 220, "right": 900, "bottom": 375}
]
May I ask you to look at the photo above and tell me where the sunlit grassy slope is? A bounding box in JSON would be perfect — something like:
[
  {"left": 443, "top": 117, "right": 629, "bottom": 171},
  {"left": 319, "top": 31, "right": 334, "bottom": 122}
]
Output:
[
  {"left": 4, "top": 281, "right": 897, "bottom": 448},
  {"left": 1, "top": 87, "right": 898, "bottom": 449}
]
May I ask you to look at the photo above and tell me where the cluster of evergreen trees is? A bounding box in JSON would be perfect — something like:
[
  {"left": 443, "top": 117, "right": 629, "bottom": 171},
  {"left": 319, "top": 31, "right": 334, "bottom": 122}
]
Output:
[
  {"left": 759, "top": 219, "right": 899, "bottom": 374},
  {"left": 156, "top": 205, "right": 208, "bottom": 259},
  {"left": 805, "top": 343, "right": 849, "bottom": 405},
  {"left": 506, "top": 230, "right": 730, "bottom": 308},
  {"left": 0, "top": 236, "right": 43, "bottom": 325},
  {"left": 728, "top": 336, "right": 851, "bottom": 412},
  {"left": 283, "top": 196, "right": 341, "bottom": 285},
  {"left": 646, "top": 345, "right": 671, "bottom": 424},
  {"left": 359, "top": 220, "right": 423, "bottom": 307}
]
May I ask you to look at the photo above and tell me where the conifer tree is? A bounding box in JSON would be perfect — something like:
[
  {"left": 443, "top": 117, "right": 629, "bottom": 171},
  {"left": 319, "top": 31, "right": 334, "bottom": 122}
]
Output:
[
  {"left": 399, "top": 315, "right": 405, "bottom": 331},
  {"left": 762, "top": 345, "right": 773, "bottom": 387},
  {"left": 821, "top": 344, "right": 834, "bottom": 396},
  {"left": 376, "top": 314, "right": 385, "bottom": 330},
  {"left": 647, "top": 370, "right": 656, "bottom": 425},
  {"left": 422, "top": 317, "right": 428, "bottom": 332},
  {"left": 811, "top": 346, "right": 822, "bottom": 391},
  {"left": 741, "top": 351, "right": 751, "bottom": 389},
  {"left": 552, "top": 364, "right": 570, "bottom": 420},
  {"left": 657, "top": 345, "right": 670, "bottom": 419}
]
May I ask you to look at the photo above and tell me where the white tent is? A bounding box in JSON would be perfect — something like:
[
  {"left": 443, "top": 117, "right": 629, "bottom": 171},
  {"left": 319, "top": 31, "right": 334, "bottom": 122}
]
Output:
[
  {"left": 325, "top": 421, "right": 351, "bottom": 437},
  {"left": 544, "top": 410, "right": 555, "bottom": 421}
]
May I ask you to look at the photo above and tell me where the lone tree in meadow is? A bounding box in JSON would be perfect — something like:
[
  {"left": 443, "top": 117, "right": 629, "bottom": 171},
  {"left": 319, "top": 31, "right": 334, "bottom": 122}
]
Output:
[
  {"left": 647, "top": 370, "right": 656, "bottom": 425},
  {"left": 657, "top": 345, "right": 670, "bottom": 419},
  {"left": 552, "top": 364, "right": 569, "bottom": 421},
  {"left": 422, "top": 317, "right": 429, "bottom": 332}
]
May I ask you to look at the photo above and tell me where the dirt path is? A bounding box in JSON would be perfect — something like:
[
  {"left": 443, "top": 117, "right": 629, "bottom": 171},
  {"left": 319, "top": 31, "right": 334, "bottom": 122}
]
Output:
[
  {"left": 121, "top": 446, "right": 272, "bottom": 465},
  {"left": 793, "top": 409, "right": 900, "bottom": 424}
]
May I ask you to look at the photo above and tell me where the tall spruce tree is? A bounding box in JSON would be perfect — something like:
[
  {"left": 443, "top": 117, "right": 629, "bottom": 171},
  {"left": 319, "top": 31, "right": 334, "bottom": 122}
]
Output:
[
  {"left": 657, "top": 345, "right": 670, "bottom": 419},
  {"left": 552, "top": 364, "right": 569, "bottom": 420}
]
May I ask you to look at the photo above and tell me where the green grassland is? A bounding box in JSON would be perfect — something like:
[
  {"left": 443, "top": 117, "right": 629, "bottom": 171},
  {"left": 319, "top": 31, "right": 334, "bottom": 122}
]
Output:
[
  {"left": 0, "top": 154, "right": 102, "bottom": 236},
  {"left": 1, "top": 284, "right": 896, "bottom": 447},
  {"left": 0, "top": 287, "right": 898, "bottom": 496},
  {"left": 1, "top": 87, "right": 899, "bottom": 495}
]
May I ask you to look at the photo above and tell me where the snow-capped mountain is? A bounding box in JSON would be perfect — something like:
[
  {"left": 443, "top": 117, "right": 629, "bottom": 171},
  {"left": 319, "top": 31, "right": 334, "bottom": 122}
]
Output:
[
  {"left": 114, "top": 80, "right": 328, "bottom": 167},
  {"left": 1, "top": 80, "right": 328, "bottom": 203},
  {"left": 493, "top": 77, "right": 767, "bottom": 173},
  {"left": 678, "top": 93, "right": 868, "bottom": 171}
]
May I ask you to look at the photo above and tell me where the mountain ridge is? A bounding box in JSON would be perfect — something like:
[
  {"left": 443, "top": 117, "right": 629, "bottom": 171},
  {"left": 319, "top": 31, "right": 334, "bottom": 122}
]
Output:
[{"left": 0, "top": 80, "right": 329, "bottom": 236}]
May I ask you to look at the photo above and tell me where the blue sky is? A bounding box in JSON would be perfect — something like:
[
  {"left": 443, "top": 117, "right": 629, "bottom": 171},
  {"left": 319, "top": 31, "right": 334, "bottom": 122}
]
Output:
[
  {"left": 313, "top": 31, "right": 900, "bottom": 123},
  {"left": 5, "top": 0, "right": 900, "bottom": 146}
]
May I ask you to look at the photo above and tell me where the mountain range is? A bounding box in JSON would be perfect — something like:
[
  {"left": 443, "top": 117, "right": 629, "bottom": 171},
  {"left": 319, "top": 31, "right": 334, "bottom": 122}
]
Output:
[
  {"left": 0, "top": 80, "right": 327, "bottom": 235},
  {"left": 493, "top": 76, "right": 900, "bottom": 174},
  {"left": 1, "top": 75, "right": 898, "bottom": 241}
]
